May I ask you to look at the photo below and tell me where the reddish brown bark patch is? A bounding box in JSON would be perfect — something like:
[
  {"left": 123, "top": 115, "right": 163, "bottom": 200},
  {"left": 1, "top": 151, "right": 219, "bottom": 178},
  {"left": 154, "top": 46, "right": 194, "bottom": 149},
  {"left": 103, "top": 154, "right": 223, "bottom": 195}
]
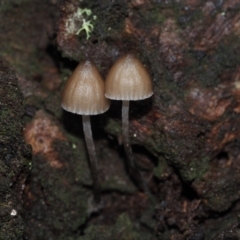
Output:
[{"left": 24, "top": 110, "right": 66, "bottom": 168}]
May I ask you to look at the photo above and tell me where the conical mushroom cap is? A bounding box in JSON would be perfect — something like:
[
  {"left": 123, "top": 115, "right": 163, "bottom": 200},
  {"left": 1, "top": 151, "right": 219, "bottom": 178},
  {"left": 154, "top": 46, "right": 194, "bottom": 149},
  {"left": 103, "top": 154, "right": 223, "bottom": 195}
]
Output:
[
  {"left": 61, "top": 61, "right": 110, "bottom": 115},
  {"left": 105, "top": 54, "right": 153, "bottom": 101}
]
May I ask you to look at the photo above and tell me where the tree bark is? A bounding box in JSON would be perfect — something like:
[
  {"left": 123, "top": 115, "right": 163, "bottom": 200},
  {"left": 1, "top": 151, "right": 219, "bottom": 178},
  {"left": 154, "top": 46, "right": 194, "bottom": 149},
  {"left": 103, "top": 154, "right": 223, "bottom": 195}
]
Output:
[{"left": 0, "top": 60, "right": 31, "bottom": 239}]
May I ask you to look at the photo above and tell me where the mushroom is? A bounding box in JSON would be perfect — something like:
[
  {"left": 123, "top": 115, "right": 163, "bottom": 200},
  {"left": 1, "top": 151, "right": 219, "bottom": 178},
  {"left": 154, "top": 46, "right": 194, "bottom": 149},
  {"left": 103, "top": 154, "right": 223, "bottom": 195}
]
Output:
[
  {"left": 105, "top": 54, "right": 153, "bottom": 193},
  {"left": 61, "top": 61, "right": 110, "bottom": 202}
]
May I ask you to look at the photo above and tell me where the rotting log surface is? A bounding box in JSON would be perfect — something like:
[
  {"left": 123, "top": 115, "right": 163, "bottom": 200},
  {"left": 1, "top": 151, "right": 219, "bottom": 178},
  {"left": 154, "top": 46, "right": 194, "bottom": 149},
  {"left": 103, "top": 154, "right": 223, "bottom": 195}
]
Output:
[
  {"left": 0, "top": 60, "right": 31, "bottom": 239},
  {"left": 57, "top": 0, "right": 240, "bottom": 238},
  {"left": 1, "top": 0, "right": 240, "bottom": 239}
]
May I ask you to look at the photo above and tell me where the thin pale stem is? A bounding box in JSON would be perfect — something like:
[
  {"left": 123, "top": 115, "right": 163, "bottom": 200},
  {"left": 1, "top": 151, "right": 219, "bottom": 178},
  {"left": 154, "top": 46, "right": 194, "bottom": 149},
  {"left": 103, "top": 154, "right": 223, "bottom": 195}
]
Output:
[
  {"left": 122, "top": 100, "right": 150, "bottom": 194},
  {"left": 82, "top": 115, "right": 100, "bottom": 202}
]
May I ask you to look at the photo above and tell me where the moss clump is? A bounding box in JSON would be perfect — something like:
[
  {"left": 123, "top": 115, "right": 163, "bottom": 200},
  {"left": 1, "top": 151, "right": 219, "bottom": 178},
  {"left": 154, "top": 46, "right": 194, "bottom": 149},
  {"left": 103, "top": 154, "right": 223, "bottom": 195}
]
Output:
[
  {"left": 0, "top": 0, "right": 30, "bottom": 12},
  {"left": 84, "top": 0, "right": 127, "bottom": 40},
  {"left": 67, "top": 133, "right": 91, "bottom": 185},
  {"left": 185, "top": 35, "right": 240, "bottom": 88},
  {"left": 105, "top": 118, "right": 122, "bottom": 137},
  {"left": 80, "top": 213, "right": 140, "bottom": 240},
  {"left": 0, "top": 0, "right": 56, "bottom": 78},
  {"left": 0, "top": 61, "right": 31, "bottom": 239},
  {"left": 134, "top": 1, "right": 203, "bottom": 30},
  {"left": 179, "top": 156, "right": 210, "bottom": 182},
  {"left": 153, "top": 155, "right": 171, "bottom": 179}
]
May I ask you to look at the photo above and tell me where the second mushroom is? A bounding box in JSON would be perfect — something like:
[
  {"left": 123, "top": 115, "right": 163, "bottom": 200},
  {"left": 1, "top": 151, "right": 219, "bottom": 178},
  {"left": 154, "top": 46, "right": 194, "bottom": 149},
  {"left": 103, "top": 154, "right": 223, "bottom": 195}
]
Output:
[{"left": 105, "top": 54, "right": 153, "bottom": 193}]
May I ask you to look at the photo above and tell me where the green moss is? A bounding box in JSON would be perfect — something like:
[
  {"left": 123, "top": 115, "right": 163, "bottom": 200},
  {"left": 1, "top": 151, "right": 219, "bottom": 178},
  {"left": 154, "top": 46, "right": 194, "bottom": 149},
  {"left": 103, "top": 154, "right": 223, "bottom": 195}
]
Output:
[
  {"left": 0, "top": 0, "right": 31, "bottom": 12},
  {"left": 87, "top": 1, "right": 127, "bottom": 40},
  {"left": 0, "top": 0, "right": 50, "bottom": 78},
  {"left": 44, "top": 94, "right": 63, "bottom": 119},
  {"left": 113, "top": 214, "right": 140, "bottom": 240},
  {"left": 0, "top": 87, "right": 24, "bottom": 136},
  {"left": 194, "top": 164, "right": 240, "bottom": 212},
  {"left": 134, "top": 1, "right": 204, "bottom": 30},
  {"left": 67, "top": 133, "right": 91, "bottom": 185},
  {"left": 205, "top": 217, "right": 239, "bottom": 239},
  {"left": 80, "top": 213, "right": 140, "bottom": 240},
  {"left": 153, "top": 155, "right": 170, "bottom": 179},
  {"left": 0, "top": 222, "right": 24, "bottom": 240},
  {"left": 105, "top": 118, "right": 122, "bottom": 137},
  {"left": 27, "top": 152, "right": 89, "bottom": 238},
  {"left": 180, "top": 156, "right": 210, "bottom": 181},
  {"left": 161, "top": 68, "right": 184, "bottom": 100},
  {"left": 185, "top": 34, "right": 240, "bottom": 88},
  {"left": 101, "top": 175, "right": 136, "bottom": 193},
  {"left": 24, "top": 130, "right": 89, "bottom": 238},
  {"left": 136, "top": 7, "right": 165, "bottom": 27},
  {"left": 148, "top": 117, "right": 210, "bottom": 182},
  {"left": 0, "top": 62, "right": 31, "bottom": 240},
  {"left": 0, "top": 37, "right": 43, "bottom": 78},
  {"left": 177, "top": 7, "right": 203, "bottom": 29}
]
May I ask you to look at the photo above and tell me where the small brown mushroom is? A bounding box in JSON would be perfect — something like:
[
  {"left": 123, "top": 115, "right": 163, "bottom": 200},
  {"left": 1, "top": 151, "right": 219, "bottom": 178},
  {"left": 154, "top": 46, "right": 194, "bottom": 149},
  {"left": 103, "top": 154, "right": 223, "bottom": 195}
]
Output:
[
  {"left": 105, "top": 54, "right": 153, "bottom": 193},
  {"left": 62, "top": 60, "right": 110, "bottom": 202}
]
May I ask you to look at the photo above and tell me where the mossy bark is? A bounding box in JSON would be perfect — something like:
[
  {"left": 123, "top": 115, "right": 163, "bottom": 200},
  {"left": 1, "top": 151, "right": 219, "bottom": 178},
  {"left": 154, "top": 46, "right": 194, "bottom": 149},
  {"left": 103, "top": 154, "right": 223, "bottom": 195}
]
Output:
[
  {"left": 0, "top": 60, "right": 31, "bottom": 239},
  {"left": 1, "top": 0, "right": 240, "bottom": 239}
]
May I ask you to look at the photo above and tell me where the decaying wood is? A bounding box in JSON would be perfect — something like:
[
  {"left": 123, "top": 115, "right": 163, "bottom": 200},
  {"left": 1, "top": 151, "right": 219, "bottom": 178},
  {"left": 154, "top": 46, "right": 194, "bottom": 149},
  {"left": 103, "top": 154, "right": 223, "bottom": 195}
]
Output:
[{"left": 1, "top": 0, "right": 240, "bottom": 239}]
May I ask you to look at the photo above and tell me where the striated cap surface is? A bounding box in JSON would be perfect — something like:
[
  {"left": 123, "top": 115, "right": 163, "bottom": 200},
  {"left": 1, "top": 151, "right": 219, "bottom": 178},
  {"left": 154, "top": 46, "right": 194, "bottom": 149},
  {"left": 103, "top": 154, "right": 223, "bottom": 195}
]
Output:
[
  {"left": 105, "top": 54, "right": 153, "bottom": 101},
  {"left": 61, "top": 61, "right": 110, "bottom": 115}
]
